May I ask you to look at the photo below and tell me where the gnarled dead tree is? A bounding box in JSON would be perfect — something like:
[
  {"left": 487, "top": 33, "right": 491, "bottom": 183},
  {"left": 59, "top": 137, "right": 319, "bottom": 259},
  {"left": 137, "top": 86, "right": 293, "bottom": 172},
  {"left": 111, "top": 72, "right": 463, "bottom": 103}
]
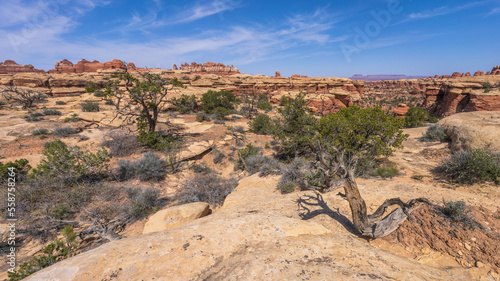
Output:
[{"left": 1, "top": 86, "right": 46, "bottom": 108}]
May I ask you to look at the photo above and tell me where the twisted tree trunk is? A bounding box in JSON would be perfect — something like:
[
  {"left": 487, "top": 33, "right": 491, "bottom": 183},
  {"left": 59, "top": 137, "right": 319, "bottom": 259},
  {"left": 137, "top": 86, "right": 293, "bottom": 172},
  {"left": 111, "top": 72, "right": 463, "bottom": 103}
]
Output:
[{"left": 342, "top": 173, "right": 431, "bottom": 238}]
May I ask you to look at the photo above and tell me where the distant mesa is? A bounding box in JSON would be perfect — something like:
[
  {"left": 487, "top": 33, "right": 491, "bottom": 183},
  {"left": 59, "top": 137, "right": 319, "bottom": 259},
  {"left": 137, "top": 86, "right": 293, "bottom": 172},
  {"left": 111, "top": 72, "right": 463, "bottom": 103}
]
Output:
[
  {"left": 0, "top": 60, "right": 45, "bottom": 74},
  {"left": 175, "top": 62, "right": 239, "bottom": 75},
  {"left": 350, "top": 74, "right": 425, "bottom": 81}
]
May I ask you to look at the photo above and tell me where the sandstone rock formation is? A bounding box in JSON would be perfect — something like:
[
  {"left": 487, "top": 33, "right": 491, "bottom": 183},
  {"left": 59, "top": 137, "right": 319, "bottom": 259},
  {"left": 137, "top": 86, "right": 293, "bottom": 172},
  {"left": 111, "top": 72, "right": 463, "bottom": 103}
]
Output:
[
  {"left": 275, "top": 70, "right": 281, "bottom": 77},
  {"left": 48, "top": 59, "right": 127, "bottom": 74},
  {"left": 177, "top": 62, "right": 239, "bottom": 75},
  {"left": 474, "top": 71, "right": 484, "bottom": 76},
  {"left": 0, "top": 60, "right": 45, "bottom": 74},
  {"left": 425, "top": 79, "right": 500, "bottom": 117},
  {"left": 25, "top": 174, "right": 487, "bottom": 281},
  {"left": 393, "top": 104, "right": 410, "bottom": 117},
  {"left": 143, "top": 202, "right": 210, "bottom": 234},
  {"left": 438, "top": 111, "right": 500, "bottom": 153}
]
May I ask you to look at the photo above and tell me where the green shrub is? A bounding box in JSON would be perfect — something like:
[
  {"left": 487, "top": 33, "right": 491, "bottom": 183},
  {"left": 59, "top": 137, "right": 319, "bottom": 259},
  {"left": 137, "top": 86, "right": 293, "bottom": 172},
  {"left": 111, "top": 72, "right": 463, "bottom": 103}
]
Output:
[
  {"left": 248, "top": 114, "right": 274, "bottom": 135},
  {"left": 176, "top": 172, "right": 238, "bottom": 206},
  {"left": 374, "top": 162, "right": 399, "bottom": 178},
  {"left": 191, "top": 163, "right": 213, "bottom": 174},
  {"left": 420, "top": 125, "right": 447, "bottom": 142},
  {"left": 80, "top": 101, "right": 100, "bottom": 112},
  {"left": 104, "top": 99, "right": 114, "bottom": 105},
  {"left": 137, "top": 130, "right": 178, "bottom": 150},
  {"left": 85, "top": 81, "right": 97, "bottom": 93},
  {"left": 483, "top": 82, "right": 492, "bottom": 93},
  {"left": 171, "top": 94, "right": 199, "bottom": 114},
  {"left": 55, "top": 100, "right": 66, "bottom": 105},
  {"left": 279, "top": 181, "right": 296, "bottom": 194},
  {"left": 53, "top": 127, "right": 76, "bottom": 137},
  {"left": 43, "top": 109, "right": 61, "bottom": 115},
  {"left": 437, "top": 147, "right": 500, "bottom": 185},
  {"left": 33, "top": 139, "right": 110, "bottom": 184},
  {"left": 0, "top": 159, "right": 31, "bottom": 184},
  {"left": 257, "top": 100, "right": 272, "bottom": 111},
  {"left": 32, "top": 128, "right": 49, "bottom": 136},
  {"left": 200, "top": 90, "right": 237, "bottom": 118},
  {"left": 63, "top": 114, "right": 80, "bottom": 123},
  {"left": 134, "top": 152, "right": 167, "bottom": 181},
  {"left": 404, "top": 107, "right": 429, "bottom": 128},
  {"left": 24, "top": 113, "right": 44, "bottom": 122}
]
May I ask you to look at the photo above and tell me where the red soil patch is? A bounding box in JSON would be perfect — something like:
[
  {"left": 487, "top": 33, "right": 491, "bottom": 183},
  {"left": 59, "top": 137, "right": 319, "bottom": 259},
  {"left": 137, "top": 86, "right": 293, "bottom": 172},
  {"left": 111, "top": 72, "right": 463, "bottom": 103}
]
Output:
[{"left": 384, "top": 205, "right": 500, "bottom": 272}]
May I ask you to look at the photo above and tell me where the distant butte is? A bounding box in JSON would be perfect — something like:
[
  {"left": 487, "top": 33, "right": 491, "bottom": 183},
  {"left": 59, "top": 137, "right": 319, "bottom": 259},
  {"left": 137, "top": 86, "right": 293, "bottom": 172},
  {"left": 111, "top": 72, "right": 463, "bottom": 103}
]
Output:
[
  {"left": 176, "top": 62, "right": 240, "bottom": 75},
  {"left": 0, "top": 60, "right": 45, "bottom": 74},
  {"left": 350, "top": 74, "right": 425, "bottom": 81}
]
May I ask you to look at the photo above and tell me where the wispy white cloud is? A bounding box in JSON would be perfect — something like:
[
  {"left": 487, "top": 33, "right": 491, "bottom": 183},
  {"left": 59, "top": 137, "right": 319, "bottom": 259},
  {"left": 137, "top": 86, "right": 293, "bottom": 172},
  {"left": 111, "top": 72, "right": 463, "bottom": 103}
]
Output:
[
  {"left": 401, "top": 1, "right": 488, "bottom": 23},
  {"left": 173, "top": 0, "right": 243, "bottom": 24},
  {"left": 487, "top": 7, "right": 500, "bottom": 15}
]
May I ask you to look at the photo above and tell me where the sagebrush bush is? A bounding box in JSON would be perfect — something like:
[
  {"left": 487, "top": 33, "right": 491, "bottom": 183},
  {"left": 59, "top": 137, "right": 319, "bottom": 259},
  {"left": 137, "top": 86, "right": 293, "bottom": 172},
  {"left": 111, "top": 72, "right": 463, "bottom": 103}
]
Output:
[
  {"left": 54, "top": 127, "right": 76, "bottom": 137},
  {"left": 420, "top": 125, "right": 447, "bottom": 142},
  {"left": 101, "top": 132, "right": 138, "bottom": 157},
  {"left": 257, "top": 100, "right": 273, "bottom": 111},
  {"left": 374, "top": 163, "right": 399, "bottom": 178},
  {"left": 134, "top": 152, "right": 167, "bottom": 181},
  {"left": 437, "top": 147, "right": 500, "bottom": 185},
  {"left": 258, "top": 157, "right": 282, "bottom": 177},
  {"left": 277, "top": 157, "right": 307, "bottom": 192},
  {"left": 191, "top": 163, "right": 213, "bottom": 174},
  {"left": 43, "top": 109, "right": 62, "bottom": 115},
  {"left": 116, "top": 160, "right": 136, "bottom": 181},
  {"left": 279, "top": 181, "right": 296, "bottom": 194},
  {"left": 248, "top": 114, "right": 274, "bottom": 135},
  {"left": 81, "top": 101, "right": 100, "bottom": 112},
  {"left": 126, "top": 187, "right": 161, "bottom": 218},
  {"left": 55, "top": 100, "right": 66, "bottom": 105},
  {"left": 32, "top": 128, "right": 49, "bottom": 136},
  {"left": 24, "top": 113, "right": 44, "bottom": 122},
  {"left": 176, "top": 172, "right": 238, "bottom": 206},
  {"left": 234, "top": 144, "right": 259, "bottom": 170},
  {"left": 196, "top": 112, "right": 210, "bottom": 122},
  {"left": 441, "top": 200, "right": 477, "bottom": 228}
]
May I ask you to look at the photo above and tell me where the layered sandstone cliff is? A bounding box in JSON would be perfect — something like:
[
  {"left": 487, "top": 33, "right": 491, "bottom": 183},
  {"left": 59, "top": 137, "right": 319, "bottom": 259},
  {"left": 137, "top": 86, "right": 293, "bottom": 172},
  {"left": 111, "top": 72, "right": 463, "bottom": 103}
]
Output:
[
  {"left": 0, "top": 60, "right": 45, "bottom": 74},
  {"left": 176, "top": 62, "right": 239, "bottom": 75},
  {"left": 48, "top": 59, "right": 127, "bottom": 74}
]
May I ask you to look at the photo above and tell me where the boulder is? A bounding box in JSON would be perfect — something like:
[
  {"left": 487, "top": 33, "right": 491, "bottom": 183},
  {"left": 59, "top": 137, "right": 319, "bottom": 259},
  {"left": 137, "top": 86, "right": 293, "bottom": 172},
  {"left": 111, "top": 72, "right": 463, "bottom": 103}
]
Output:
[
  {"left": 143, "top": 202, "right": 210, "bottom": 234},
  {"left": 438, "top": 111, "right": 500, "bottom": 152}
]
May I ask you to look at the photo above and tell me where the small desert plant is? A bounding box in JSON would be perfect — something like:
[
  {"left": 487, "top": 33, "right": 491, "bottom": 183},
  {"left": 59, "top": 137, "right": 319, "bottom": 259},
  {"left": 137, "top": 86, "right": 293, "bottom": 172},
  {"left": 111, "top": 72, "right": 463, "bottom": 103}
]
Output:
[
  {"left": 483, "top": 82, "right": 492, "bottom": 93},
  {"left": 80, "top": 101, "right": 100, "bottom": 112},
  {"left": 134, "top": 152, "right": 167, "bottom": 181},
  {"left": 437, "top": 147, "right": 500, "bottom": 185},
  {"left": 53, "top": 127, "right": 76, "bottom": 137},
  {"left": 196, "top": 112, "right": 210, "bottom": 122},
  {"left": 411, "top": 174, "right": 424, "bottom": 180},
  {"left": 191, "top": 163, "right": 213, "bottom": 174},
  {"left": 104, "top": 99, "right": 114, "bottom": 105},
  {"left": 85, "top": 81, "right": 97, "bottom": 93},
  {"left": 176, "top": 172, "right": 238, "bottom": 206},
  {"left": 258, "top": 157, "right": 282, "bottom": 177},
  {"left": 171, "top": 94, "right": 199, "bottom": 114},
  {"left": 43, "top": 109, "right": 62, "bottom": 115},
  {"left": 101, "top": 132, "right": 138, "bottom": 157},
  {"left": 441, "top": 200, "right": 477, "bottom": 228},
  {"left": 32, "top": 128, "right": 49, "bottom": 136},
  {"left": 1, "top": 86, "right": 46, "bottom": 109},
  {"left": 420, "top": 125, "right": 447, "bottom": 142},
  {"left": 279, "top": 181, "right": 296, "bottom": 194},
  {"left": 373, "top": 162, "right": 399, "bottom": 178},
  {"left": 248, "top": 114, "right": 274, "bottom": 135},
  {"left": 212, "top": 150, "right": 225, "bottom": 164},
  {"left": 63, "top": 114, "right": 80, "bottom": 123},
  {"left": 276, "top": 157, "right": 307, "bottom": 193},
  {"left": 116, "top": 160, "right": 137, "bottom": 181},
  {"left": 234, "top": 143, "right": 259, "bottom": 171},
  {"left": 125, "top": 187, "right": 161, "bottom": 218},
  {"left": 24, "top": 112, "right": 44, "bottom": 122},
  {"left": 55, "top": 100, "right": 66, "bottom": 105}
]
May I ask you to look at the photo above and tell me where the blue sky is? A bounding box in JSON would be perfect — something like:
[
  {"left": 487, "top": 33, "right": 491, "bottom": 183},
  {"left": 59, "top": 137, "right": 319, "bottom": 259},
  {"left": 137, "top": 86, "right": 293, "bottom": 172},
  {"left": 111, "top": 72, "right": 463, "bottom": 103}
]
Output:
[{"left": 1, "top": 0, "right": 499, "bottom": 77}]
